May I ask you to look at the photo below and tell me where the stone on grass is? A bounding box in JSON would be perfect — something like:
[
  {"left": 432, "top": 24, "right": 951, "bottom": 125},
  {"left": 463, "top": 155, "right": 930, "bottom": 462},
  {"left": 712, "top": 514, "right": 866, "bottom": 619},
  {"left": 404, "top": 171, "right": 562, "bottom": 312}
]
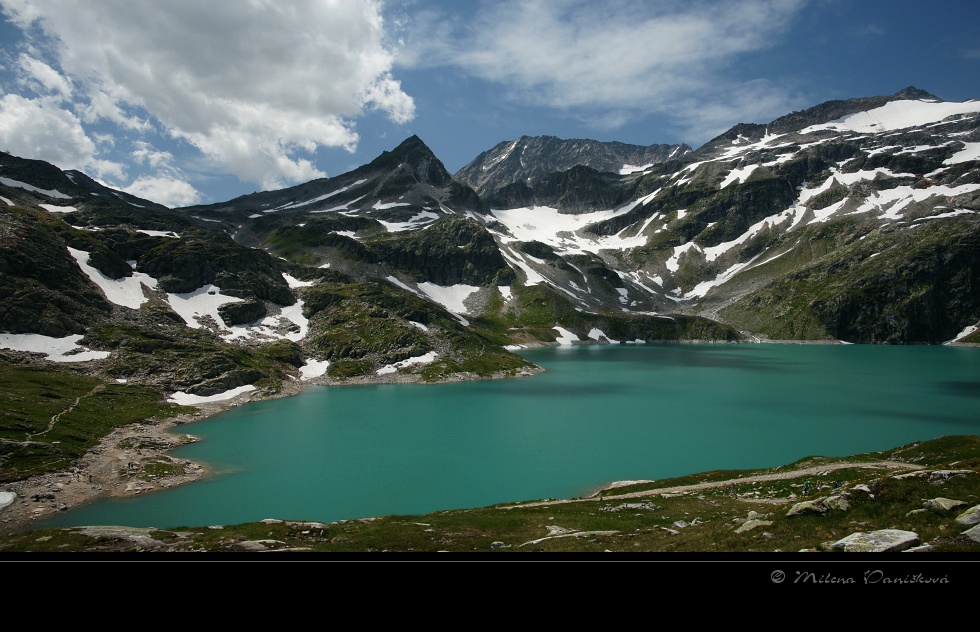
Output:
[
  {"left": 954, "top": 504, "right": 980, "bottom": 526},
  {"left": 735, "top": 519, "right": 773, "bottom": 534},
  {"left": 963, "top": 524, "right": 980, "bottom": 544},
  {"left": 923, "top": 497, "right": 968, "bottom": 513},
  {"left": 830, "top": 529, "right": 920, "bottom": 553}
]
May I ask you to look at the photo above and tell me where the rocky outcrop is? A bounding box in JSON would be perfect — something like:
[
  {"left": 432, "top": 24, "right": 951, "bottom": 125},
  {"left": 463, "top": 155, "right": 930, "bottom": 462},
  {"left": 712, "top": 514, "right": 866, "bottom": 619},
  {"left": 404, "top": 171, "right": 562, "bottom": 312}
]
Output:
[
  {"left": 455, "top": 135, "right": 689, "bottom": 197},
  {"left": 368, "top": 216, "right": 516, "bottom": 286}
]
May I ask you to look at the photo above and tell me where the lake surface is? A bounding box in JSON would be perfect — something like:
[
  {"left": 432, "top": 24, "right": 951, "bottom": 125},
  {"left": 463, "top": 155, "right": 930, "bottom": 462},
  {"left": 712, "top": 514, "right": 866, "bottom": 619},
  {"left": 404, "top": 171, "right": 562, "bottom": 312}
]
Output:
[{"left": 35, "top": 343, "right": 980, "bottom": 530}]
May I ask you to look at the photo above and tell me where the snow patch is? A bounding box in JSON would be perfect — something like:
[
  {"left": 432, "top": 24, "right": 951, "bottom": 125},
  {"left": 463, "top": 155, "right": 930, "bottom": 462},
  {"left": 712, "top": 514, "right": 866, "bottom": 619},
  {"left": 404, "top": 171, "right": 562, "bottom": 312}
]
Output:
[
  {"left": 0, "top": 332, "right": 110, "bottom": 362},
  {"left": 282, "top": 272, "right": 314, "bottom": 288},
  {"left": 0, "top": 177, "right": 71, "bottom": 199},
  {"left": 136, "top": 229, "right": 179, "bottom": 238},
  {"left": 944, "top": 142, "right": 980, "bottom": 165},
  {"left": 166, "top": 284, "right": 243, "bottom": 330},
  {"left": 299, "top": 358, "right": 330, "bottom": 380},
  {"left": 167, "top": 385, "right": 257, "bottom": 405},
  {"left": 67, "top": 247, "right": 158, "bottom": 309},
  {"left": 587, "top": 328, "right": 620, "bottom": 343},
  {"left": 39, "top": 203, "right": 77, "bottom": 213},
  {"left": 552, "top": 326, "right": 579, "bottom": 346},
  {"left": 376, "top": 351, "right": 438, "bottom": 375},
  {"left": 417, "top": 282, "right": 478, "bottom": 315}
]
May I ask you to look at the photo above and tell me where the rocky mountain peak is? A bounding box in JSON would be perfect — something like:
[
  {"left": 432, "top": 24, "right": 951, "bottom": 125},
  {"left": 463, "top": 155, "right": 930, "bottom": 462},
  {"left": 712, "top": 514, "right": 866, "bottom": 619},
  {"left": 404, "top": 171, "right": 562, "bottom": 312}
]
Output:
[
  {"left": 454, "top": 135, "right": 690, "bottom": 197},
  {"left": 362, "top": 134, "right": 452, "bottom": 187},
  {"left": 893, "top": 86, "right": 940, "bottom": 101}
]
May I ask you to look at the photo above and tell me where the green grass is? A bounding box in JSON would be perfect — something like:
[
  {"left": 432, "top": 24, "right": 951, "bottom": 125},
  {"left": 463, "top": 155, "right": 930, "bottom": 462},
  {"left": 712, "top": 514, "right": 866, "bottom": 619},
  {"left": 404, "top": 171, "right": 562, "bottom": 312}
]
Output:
[{"left": 0, "top": 363, "right": 190, "bottom": 483}]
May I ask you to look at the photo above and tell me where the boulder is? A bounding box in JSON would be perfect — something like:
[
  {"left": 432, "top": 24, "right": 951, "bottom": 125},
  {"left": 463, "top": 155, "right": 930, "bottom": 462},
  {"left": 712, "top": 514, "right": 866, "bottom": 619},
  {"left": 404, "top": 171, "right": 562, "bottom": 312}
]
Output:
[
  {"left": 0, "top": 491, "right": 15, "bottom": 510},
  {"left": 963, "top": 524, "right": 980, "bottom": 544},
  {"left": 735, "top": 519, "right": 773, "bottom": 534},
  {"left": 831, "top": 529, "right": 920, "bottom": 553},
  {"left": 787, "top": 499, "right": 828, "bottom": 516},
  {"left": 787, "top": 495, "right": 849, "bottom": 516},
  {"left": 955, "top": 504, "right": 980, "bottom": 526},
  {"left": 923, "top": 497, "right": 968, "bottom": 513},
  {"left": 822, "top": 496, "right": 851, "bottom": 511},
  {"left": 928, "top": 470, "right": 973, "bottom": 483}
]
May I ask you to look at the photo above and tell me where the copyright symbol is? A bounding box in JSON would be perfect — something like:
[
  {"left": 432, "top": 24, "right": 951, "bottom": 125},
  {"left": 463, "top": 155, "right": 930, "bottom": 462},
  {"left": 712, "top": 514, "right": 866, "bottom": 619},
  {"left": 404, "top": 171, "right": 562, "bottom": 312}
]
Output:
[{"left": 771, "top": 570, "right": 785, "bottom": 584}]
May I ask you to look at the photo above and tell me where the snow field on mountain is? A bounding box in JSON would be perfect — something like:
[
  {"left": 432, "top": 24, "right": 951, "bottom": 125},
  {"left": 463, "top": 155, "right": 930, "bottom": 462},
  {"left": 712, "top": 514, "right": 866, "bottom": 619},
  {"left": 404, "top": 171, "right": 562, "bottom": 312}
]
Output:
[
  {"left": 68, "top": 247, "right": 158, "bottom": 309},
  {"left": 801, "top": 99, "right": 980, "bottom": 135},
  {"left": 0, "top": 177, "right": 70, "bottom": 199},
  {"left": 0, "top": 332, "right": 109, "bottom": 362},
  {"left": 417, "top": 282, "right": 478, "bottom": 318},
  {"left": 489, "top": 204, "right": 651, "bottom": 256}
]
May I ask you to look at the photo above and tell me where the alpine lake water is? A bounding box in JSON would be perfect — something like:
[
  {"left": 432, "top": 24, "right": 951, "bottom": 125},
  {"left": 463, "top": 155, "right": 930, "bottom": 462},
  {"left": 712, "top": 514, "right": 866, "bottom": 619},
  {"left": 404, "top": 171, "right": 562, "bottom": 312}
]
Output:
[{"left": 33, "top": 343, "right": 980, "bottom": 531}]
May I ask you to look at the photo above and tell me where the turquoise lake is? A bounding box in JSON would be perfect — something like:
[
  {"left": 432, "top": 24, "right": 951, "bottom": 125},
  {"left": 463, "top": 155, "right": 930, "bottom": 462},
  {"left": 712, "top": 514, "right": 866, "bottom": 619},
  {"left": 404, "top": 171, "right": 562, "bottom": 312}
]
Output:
[{"left": 34, "top": 343, "right": 980, "bottom": 530}]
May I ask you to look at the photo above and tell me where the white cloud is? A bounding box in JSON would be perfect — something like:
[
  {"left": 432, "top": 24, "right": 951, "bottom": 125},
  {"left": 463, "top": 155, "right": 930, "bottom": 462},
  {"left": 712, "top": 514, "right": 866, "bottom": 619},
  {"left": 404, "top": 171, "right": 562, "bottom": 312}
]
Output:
[
  {"left": 122, "top": 175, "right": 201, "bottom": 208},
  {"left": 400, "top": 0, "right": 808, "bottom": 141},
  {"left": 17, "top": 54, "right": 72, "bottom": 100},
  {"left": 0, "top": 93, "right": 124, "bottom": 180},
  {"left": 0, "top": 0, "right": 415, "bottom": 189},
  {"left": 131, "top": 141, "right": 174, "bottom": 169}
]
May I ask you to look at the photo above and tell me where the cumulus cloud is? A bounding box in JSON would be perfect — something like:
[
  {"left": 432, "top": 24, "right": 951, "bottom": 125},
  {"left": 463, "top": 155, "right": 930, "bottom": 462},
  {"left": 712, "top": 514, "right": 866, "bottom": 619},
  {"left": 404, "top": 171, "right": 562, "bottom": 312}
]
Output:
[
  {"left": 17, "top": 54, "right": 72, "bottom": 100},
  {"left": 0, "top": 0, "right": 415, "bottom": 188},
  {"left": 122, "top": 175, "right": 201, "bottom": 208},
  {"left": 400, "top": 0, "right": 808, "bottom": 141},
  {"left": 0, "top": 93, "right": 124, "bottom": 180}
]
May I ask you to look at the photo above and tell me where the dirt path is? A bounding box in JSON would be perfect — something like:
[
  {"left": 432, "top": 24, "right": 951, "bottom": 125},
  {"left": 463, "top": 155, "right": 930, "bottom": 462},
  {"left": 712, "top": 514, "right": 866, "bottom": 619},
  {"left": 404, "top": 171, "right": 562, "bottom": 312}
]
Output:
[{"left": 500, "top": 460, "right": 925, "bottom": 509}]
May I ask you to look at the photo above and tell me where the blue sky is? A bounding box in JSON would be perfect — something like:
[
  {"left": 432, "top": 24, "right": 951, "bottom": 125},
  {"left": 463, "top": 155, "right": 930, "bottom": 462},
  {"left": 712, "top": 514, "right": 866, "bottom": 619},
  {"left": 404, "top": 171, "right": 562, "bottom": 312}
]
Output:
[{"left": 0, "top": 0, "right": 978, "bottom": 207}]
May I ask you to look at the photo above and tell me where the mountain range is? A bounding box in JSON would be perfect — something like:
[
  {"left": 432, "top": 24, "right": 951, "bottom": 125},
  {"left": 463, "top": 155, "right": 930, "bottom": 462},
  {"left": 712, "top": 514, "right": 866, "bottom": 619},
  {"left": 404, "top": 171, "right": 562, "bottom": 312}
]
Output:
[{"left": 2, "top": 86, "right": 979, "bottom": 404}]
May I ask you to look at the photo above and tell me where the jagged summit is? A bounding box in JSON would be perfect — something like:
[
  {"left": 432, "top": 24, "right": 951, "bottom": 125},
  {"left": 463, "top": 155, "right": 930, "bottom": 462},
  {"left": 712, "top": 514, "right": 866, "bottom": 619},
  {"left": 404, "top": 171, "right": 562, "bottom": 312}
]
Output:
[
  {"left": 893, "top": 86, "right": 941, "bottom": 101},
  {"left": 454, "top": 135, "right": 691, "bottom": 197}
]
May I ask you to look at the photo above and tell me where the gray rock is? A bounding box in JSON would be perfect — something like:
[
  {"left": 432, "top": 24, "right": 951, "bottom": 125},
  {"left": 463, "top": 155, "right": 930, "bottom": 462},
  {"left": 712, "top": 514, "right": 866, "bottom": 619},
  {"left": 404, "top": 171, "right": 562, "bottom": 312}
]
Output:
[
  {"left": 735, "top": 519, "right": 773, "bottom": 534},
  {"left": 831, "top": 529, "right": 920, "bottom": 553},
  {"left": 787, "top": 499, "right": 827, "bottom": 516},
  {"left": 822, "top": 496, "right": 851, "bottom": 511},
  {"left": 672, "top": 520, "right": 690, "bottom": 529},
  {"left": 928, "top": 470, "right": 973, "bottom": 483},
  {"left": 924, "top": 497, "right": 968, "bottom": 512},
  {"left": 0, "top": 491, "right": 15, "bottom": 510},
  {"left": 955, "top": 504, "right": 980, "bottom": 526},
  {"left": 963, "top": 524, "right": 980, "bottom": 544}
]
